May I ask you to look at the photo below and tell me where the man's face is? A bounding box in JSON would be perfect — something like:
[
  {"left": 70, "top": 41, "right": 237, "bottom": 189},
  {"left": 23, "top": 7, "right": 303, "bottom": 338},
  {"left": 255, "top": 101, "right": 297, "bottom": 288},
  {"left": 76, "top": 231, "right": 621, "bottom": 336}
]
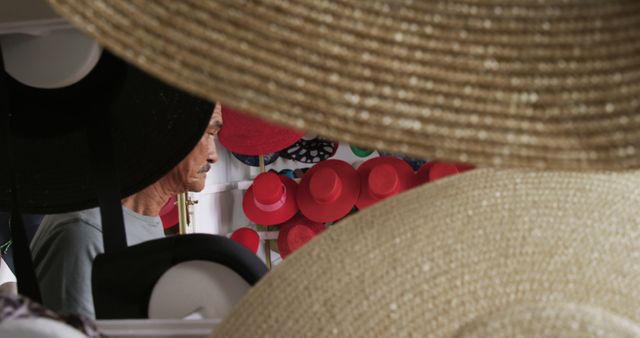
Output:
[{"left": 167, "top": 102, "right": 223, "bottom": 192}]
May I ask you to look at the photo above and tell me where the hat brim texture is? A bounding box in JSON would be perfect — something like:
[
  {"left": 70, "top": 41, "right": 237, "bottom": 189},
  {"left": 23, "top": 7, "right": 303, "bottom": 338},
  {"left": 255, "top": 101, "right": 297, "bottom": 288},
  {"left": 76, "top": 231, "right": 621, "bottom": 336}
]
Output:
[
  {"left": 211, "top": 169, "right": 640, "bottom": 337},
  {"left": 1, "top": 51, "right": 213, "bottom": 213},
  {"left": 47, "top": 1, "right": 640, "bottom": 170},
  {"left": 242, "top": 176, "right": 298, "bottom": 226},
  {"left": 219, "top": 107, "right": 303, "bottom": 155},
  {"left": 455, "top": 303, "right": 640, "bottom": 338},
  {"left": 356, "top": 156, "right": 416, "bottom": 210},
  {"left": 297, "top": 160, "right": 360, "bottom": 223}
]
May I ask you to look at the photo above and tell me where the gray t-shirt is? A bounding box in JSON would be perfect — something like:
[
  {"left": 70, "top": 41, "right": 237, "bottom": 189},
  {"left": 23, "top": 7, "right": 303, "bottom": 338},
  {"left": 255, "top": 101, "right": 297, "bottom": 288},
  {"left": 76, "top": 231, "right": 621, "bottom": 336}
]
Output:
[{"left": 30, "top": 207, "right": 164, "bottom": 318}]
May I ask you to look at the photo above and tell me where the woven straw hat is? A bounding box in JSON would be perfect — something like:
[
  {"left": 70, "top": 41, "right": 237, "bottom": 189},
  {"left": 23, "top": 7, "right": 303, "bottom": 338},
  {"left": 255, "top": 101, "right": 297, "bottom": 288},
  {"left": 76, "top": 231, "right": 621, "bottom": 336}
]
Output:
[
  {"left": 46, "top": 0, "right": 640, "bottom": 171},
  {"left": 211, "top": 169, "right": 640, "bottom": 337}
]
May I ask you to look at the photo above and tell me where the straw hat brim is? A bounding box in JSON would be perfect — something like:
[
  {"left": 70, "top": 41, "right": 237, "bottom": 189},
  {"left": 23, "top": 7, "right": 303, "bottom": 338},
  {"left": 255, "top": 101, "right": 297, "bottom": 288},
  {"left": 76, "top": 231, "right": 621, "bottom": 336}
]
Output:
[
  {"left": 47, "top": 1, "right": 640, "bottom": 170},
  {"left": 455, "top": 303, "right": 640, "bottom": 338},
  {"left": 211, "top": 169, "right": 640, "bottom": 337}
]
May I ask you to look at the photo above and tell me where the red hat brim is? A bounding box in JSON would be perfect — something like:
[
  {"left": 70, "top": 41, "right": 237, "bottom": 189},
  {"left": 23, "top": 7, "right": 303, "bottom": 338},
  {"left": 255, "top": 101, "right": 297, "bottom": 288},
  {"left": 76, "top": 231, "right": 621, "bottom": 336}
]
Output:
[
  {"left": 277, "top": 215, "right": 325, "bottom": 258},
  {"left": 456, "top": 163, "right": 476, "bottom": 173},
  {"left": 219, "top": 107, "right": 304, "bottom": 155},
  {"left": 429, "top": 162, "right": 460, "bottom": 182},
  {"left": 356, "top": 156, "right": 416, "bottom": 210},
  {"left": 416, "top": 162, "right": 436, "bottom": 185},
  {"left": 159, "top": 196, "right": 178, "bottom": 229},
  {"left": 297, "top": 160, "right": 360, "bottom": 223},
  {"left": 243, "top": 176, "right": 298, "bottom": 226}
]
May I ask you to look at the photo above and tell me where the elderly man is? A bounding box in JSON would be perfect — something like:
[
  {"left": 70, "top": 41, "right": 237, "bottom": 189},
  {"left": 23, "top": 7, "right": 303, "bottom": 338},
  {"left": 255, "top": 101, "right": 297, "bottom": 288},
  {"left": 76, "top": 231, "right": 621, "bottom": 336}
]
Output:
[{"left": 29, "top": 103, "right": 223, "bottom": 319}]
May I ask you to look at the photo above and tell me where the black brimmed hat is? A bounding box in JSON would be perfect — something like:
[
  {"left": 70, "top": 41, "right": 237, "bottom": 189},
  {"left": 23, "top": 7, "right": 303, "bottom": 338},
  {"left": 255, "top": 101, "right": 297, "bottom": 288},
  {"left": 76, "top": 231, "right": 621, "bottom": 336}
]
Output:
[{"left": 1, "top": 50, "right": 213, "bottom": 213}]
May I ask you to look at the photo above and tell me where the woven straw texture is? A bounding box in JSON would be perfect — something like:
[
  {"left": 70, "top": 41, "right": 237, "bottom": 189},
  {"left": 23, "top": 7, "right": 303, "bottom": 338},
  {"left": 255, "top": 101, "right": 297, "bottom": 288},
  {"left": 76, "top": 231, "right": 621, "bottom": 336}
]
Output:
[
  {"left": 455, "top": 303, "right": 640, "bottom": 338},
  {"left": 210, "top": 169, "right": 640, "bottom": 337},
  {"left": 47, "top": 1, "right": 640, "bottom": 170}
]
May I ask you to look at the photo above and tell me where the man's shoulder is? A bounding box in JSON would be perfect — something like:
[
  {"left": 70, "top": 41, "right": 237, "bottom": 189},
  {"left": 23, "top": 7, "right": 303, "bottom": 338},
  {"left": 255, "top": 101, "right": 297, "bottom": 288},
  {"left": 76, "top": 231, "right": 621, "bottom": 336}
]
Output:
[
  {"left": 40, "top": 207, "right": 103, "bottom": 233},
  {"left": 30, "top": 208, "right": 105, "bottom": 258},
  {"left": 32, "top": 208, "right": 103, "bottom": 250}
]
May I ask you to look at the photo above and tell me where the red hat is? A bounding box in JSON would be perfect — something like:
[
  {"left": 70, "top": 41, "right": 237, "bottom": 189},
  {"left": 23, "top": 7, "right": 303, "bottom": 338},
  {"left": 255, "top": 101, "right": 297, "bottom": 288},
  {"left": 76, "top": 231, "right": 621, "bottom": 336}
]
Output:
[
  {"left": 243, "top": 172, "right": 298, "bottom": 226},
  {"left": 219, "top": 106, "right": 304, "bottom": 155},
  {"left": 277, "top": 215, "right": 325, "bottom": 259},
  {"left": 159, "top": 195, "right": 178, "bottom": 229},
  {"left": 456, "top": 163, "right": 476, "bottom": 173},
  {"left": 356, "top": 156, "right": 416, "bottom": 210},
  {"left": 230, "top": 227, "right": 260, "bottom": 254},
  {"left": 297, "top": 160, "right": 360, "bottom": 223},
  {"left": 416, "top": 161, "right": 461, "bottom": 185}
]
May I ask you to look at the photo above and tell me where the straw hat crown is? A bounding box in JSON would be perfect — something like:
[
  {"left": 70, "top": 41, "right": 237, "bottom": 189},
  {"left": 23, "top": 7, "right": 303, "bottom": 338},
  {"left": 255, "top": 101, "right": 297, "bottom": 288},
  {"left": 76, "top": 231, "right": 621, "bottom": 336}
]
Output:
[{"left": 46, "top": 0, "right": 640, "bottom": 170}]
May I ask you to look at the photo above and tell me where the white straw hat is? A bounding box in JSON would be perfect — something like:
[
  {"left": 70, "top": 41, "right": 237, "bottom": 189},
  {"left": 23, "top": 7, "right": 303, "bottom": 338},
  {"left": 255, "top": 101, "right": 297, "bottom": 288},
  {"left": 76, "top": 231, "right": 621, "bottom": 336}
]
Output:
[
  {"left": 46, "top": 1, "right": 640, "bottom": 170},
  {"left": 209, "top": 169, "right": 640, "bottom": 337}
]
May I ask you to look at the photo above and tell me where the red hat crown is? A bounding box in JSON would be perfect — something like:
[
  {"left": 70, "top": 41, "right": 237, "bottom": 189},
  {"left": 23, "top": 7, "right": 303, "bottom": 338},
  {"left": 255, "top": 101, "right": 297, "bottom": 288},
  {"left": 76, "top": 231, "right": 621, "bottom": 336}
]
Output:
[
  {"left": 368, "top": 164, "right": 400, "bottom": 199},
  {"left": 309, "top": 167, "right": 343, "bottom": 204},
  {"left": 253, "top": 172, "right": 287, "bottom": 212},
  {"left": 286, "top": 225, "right": 316, "bottom": 252}
]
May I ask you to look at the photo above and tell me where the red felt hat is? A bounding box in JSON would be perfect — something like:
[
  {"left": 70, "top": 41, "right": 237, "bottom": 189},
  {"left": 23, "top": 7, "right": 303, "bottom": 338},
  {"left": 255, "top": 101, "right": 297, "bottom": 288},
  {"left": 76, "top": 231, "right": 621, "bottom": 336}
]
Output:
[
  {"left": 277, "top": 215, "right": 325, "bottom": 259},
  {"left": 456, "top": 163, "right": 476, "bottom": 173},
  {"left": 417, "top": 161, "right": 475, "bottom": 185},
  {"left": 159, "top": 195, "right": 178, "bottom": 229},
  {"left": 297, "top": 160, "right": 360, "bottom": 223},
  {"left": 219, "top": 106, "right": 304, "bottom": 155},
  {"left": 429, "top": 162, "right": 460, "bottom": 182},
  {"left": 415, "top": 162, "right": 436, "bottom": 185},
  {"left": 230, "top": 227, "right": 260, "bottom": 254},
  {"left": 243, "top": 172, "right": 298, "bottom": 226},
  {"left": 356, "top": 156, "right": 416, "bottom": 210}
]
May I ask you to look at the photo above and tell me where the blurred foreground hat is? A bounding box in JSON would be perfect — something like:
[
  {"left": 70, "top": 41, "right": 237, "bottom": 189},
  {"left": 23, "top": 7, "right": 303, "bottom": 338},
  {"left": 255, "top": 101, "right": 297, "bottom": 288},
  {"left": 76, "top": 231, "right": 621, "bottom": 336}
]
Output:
[
  {"left": 47, "top": 0, "right": 640, "bottom": 170},
  {"left": 212, "top": 168, "right": 640, "bottom": 337},
  {"left": 1, "top": 50, "right": 213, "bottom": 213}
]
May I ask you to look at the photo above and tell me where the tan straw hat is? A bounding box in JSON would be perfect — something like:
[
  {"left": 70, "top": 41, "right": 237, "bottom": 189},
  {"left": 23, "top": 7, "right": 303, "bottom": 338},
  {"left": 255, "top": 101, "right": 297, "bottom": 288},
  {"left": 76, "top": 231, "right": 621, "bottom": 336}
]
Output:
[
  {"left": 46, "top": 1, "right": 640, "bottom": 170},
  {"left": 209, "top": 169, "right": 640, "bottom": 337}
]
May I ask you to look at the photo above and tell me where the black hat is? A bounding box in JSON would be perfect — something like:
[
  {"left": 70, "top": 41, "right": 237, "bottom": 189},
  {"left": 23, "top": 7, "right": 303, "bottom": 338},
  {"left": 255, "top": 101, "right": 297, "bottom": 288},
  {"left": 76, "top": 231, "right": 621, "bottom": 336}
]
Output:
[{"left": 1, "top": 50, "right": 213, "bottom": 213}]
